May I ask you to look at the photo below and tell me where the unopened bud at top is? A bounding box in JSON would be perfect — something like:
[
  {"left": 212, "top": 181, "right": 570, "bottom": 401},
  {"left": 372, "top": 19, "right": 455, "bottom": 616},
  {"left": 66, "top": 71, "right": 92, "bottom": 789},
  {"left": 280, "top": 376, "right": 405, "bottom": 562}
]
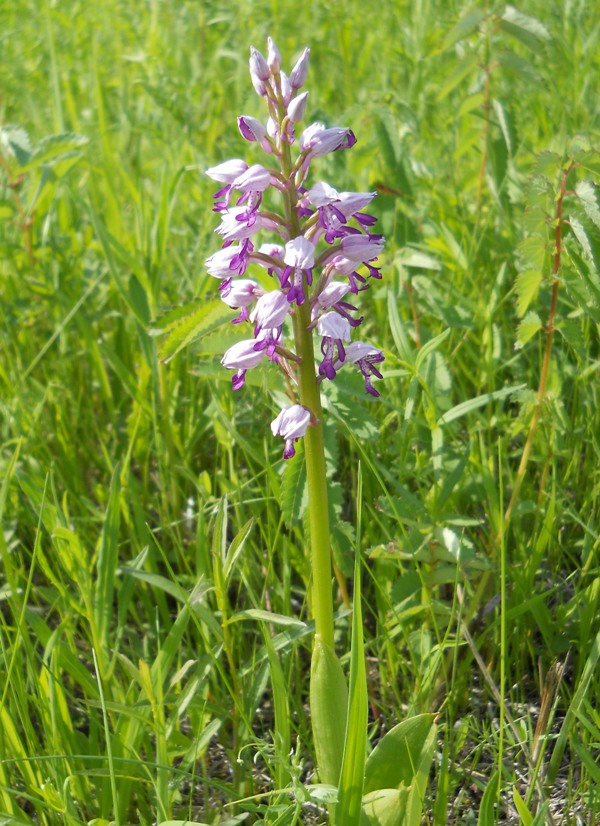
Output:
[
  {"left": 249, "top": 46, "right": 270, "bottom": 95},
  {"left": 267, "top": 37, "right": 282, "bottom": 73},
  {"left": 289, "top": 48, "right": 310, "bottom": 89}
]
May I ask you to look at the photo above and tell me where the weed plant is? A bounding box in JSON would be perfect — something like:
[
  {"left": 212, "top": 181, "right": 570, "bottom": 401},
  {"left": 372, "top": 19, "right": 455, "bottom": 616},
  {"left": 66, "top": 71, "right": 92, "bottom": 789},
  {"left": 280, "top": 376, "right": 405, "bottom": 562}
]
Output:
[{"left": 1, "top": 1, "right": 599, "bottom": 824}]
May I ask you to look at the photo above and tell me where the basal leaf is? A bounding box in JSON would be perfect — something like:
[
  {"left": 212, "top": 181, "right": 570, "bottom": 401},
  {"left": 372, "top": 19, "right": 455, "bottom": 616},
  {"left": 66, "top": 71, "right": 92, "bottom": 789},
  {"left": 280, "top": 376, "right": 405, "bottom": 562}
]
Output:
[{"left": 363, "top": 714, "right": 436, "bottom": 794}]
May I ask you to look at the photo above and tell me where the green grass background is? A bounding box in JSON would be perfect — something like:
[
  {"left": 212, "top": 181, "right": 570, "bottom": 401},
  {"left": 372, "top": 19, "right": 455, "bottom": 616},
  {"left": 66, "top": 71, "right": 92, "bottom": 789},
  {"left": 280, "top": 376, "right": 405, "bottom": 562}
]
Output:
[{"left": 1, "top": 0, "right": 599, "bottom": 823}]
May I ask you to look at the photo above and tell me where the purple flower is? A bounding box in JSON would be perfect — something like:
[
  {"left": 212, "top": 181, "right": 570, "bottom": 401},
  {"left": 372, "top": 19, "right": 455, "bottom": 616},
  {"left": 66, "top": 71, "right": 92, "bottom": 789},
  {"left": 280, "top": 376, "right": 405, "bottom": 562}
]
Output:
[
  {"left": 317, "top": 312, "right": 351, "bottom": 380},
  {"left": 250, "top": 290, "right": 290, "bottom": 334},
  {"left": 341, "top": 233, "right": 385, "bottom": 262},
  {"left": 282, "top": 236, "right": 316, "bottom": 304},
  {"left": 221, "top": 339, "right": 266, "bottom": 390},
  {"left": 206, "top": 159, "right": 249, "bottom": 183},
  {"left": 271, "top": 404, "right": 311, "bottom": 459},
  {"left": 215, "top": 206, "right": 264, "bottom": 242},
  {"left": 203, "top": 38, "right": 386, "bottom": 447},
  {"left": 238, "top": 116, "right": 272, "bottom": 153},
  {"left": 220, "top": 279, "right": 260, "bottom": 315},
  {"left": 299, "top": 123, "right": 357, "bottom": 158},
  {"left": 343, "top": 342, "right": 385, "bottom": 397}
]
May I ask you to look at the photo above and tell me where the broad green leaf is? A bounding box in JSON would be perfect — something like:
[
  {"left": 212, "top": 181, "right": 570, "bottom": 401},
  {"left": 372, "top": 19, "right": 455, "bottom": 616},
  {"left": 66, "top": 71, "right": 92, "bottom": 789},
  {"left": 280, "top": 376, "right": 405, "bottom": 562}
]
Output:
[
  {"left": 492, "top": 98, "right": 516, "bottom": 156},
  {"left": 396, "top": 250, "right": 441, "bottom": 271},
  {"left": 575, "top": 180, "right": 600, "bottom": 230},
  {"left": 501, "top": 5, "right": 551, "bottom": 40},
  {"left": 515, "top": 310, "right": 542, "bottom": 349},
  {"left": 437, "top": 385, "right": 525, "bottom": 426},
  {"left": 93, "top": 464, "right": 121, "bottom": 649},
  {"left": 281, "top": 443, "right": 307, "bottom": 527},
  {"left": 569, "top": 215, "right": 596, "bottom": 262},
  {"left": 118, "top": 567, "right": 187, "bottom": 602},
  {"left": 223, "top": 518, "right": 254, "bottom": 581},
  {"left": 158, "top": 821, "right": 211, "bottom": 826},
  {"left": 519, "top": 234, "right": 547, "bottom": 271},
  {"left": 531, "top": 803, "right": 551, "bottom": 826},
  {"left": 515, "top": 269, "right": 543, "bottom": 317},
  {"left": 0, "top": 124, "right": 32, "bottom": 165},
  {"left": 387, "top": 290, "right": 415, "bottom": 365},
  {"left": 439, "top": 10, "right": 487, "bottom": 52},
  {"left": 228, "top": 609, "right": 306, "bottom": 629},
  {"left": 512, "top": 787, "right": 533, "bottom": 825},
  {"left": 477, "top": 770, "right": 499, "bottom": 826},
  {"left": 20, "top": 132, "right": 88, "bottom": 172},
  {"left": 415, "top": 328, "right": 450, "bottom": 373},
  {"left": 361, "top": 787, "right": 410, "bottom": 826},
  {"left": 310, "top": 640, "right": 348, "bottom": 787},
  {"left": 364, "top": 714, "right": 436, "bottom": 794},
  {"left": 435, "top": 51, "right": 480, "bottom": 101},
  {"left": 500, "top": 6, "right": 551, "bottom": 54},
  {"left": 337, "top": 471, "right": 368, "bottom": 826},
  {"left": 149, "top": 298, "right": 232, "bottom": 362}
]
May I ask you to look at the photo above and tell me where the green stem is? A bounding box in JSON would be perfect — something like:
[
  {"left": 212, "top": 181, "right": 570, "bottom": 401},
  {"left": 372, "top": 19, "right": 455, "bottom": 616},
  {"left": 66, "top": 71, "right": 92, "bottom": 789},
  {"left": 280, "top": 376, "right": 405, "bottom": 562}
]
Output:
[{"left": 280, "top": 140, "right": 335, "bottom": 649}]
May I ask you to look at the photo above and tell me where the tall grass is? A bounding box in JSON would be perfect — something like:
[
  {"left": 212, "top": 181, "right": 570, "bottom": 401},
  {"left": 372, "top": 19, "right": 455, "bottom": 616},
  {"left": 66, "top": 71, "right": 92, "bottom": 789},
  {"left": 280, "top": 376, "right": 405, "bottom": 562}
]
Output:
[{"left": 1, "top": 1, "right": 599, "bottom": 823}]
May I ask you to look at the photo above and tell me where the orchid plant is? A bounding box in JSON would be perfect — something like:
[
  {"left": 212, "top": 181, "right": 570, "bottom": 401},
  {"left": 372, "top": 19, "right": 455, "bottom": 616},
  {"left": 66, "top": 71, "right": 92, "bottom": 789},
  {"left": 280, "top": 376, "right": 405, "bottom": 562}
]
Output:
[{"left": 203, "top": 36, "right": 385, "bottom": 797}]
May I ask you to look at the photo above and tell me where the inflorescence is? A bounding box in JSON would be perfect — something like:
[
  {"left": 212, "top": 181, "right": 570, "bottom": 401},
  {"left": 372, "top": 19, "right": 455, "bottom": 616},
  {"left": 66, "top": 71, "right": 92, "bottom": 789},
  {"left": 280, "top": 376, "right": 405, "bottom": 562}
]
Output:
[{"left": 205, "top": 37, "right": 385, "bottom": 458}]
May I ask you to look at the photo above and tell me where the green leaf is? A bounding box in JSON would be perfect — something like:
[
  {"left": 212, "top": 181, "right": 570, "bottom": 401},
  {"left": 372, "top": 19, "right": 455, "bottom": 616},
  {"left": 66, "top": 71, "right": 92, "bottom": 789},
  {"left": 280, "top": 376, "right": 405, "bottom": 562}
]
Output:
[
  {"left": 500, "top": 6, "right": 551, "bottom": 54},
  {"left": 515, "top": 268, "right": 543, "bottom": 317},
  {"left": 364, "top": 714, "right": 436, "bottom": 794},
  {"left": 310, "top": 640, "right": 348, "bottom": 787},
  {"left": 477, "top": 771, "right": 499, "bottom": 826},
  {"left": 149, "top": 298, "right": 232, "bottom": 362},
  {"left": 93, "top": 465, "right": 122, "bottom": 647},
  {"left": 281, "top": 445, "right": 307, "bottom": 527},
  {"left": 229, "top": 609, "right": 306, "bottom": 628},
  {"left": 437, "top": 385, "right": 525, "bottom": 426},
  {"left": 569, "top": 215, "right": 596, "bottom": 262},
  {"left": 415, "top": 328, "right": 450, "bottom": 373},
  {"left": 361, "top": 787, "right": 410, "bottom": 826},
  {"left": 492, "top": 98, "right": 516, "bottom": 156},
  {"left": 575, "top": 180, "right": 600, "bottom": 230},
  {"left": 512, "top": 787, "right": 533, "bottom": 825},
  {"left": 515, "top": 310, "right": 542, "bottom": 349},
  {"left": 0, "top": 124, "right": 32, "bottom": 165},
  {"left": 20, "top": 132, "right": 88, "bottom": 172},
  {"left": 396, "top": 249, "right": 441, "bottom": 271},
  {"left": 337, "top": 473, "right": 368, "bottom": 826},
  {"left": 439, "top": 10, "right": 487, "bottom": 52}
]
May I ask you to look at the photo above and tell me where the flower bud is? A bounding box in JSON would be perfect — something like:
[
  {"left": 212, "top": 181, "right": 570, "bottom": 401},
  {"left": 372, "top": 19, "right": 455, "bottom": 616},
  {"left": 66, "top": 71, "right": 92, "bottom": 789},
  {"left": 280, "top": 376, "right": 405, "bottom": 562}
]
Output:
[
  {"left": 267, "top": 36, "right": 281, "bottom": 73},
  {"left": 288, "top": 92, "right": 308, "bottom": 124},
  {"left": 249, "top": 46, "right": 269, "bottom": 95},
  {"left": 289, "top": 47, "right": 310, "bottom": 89}
]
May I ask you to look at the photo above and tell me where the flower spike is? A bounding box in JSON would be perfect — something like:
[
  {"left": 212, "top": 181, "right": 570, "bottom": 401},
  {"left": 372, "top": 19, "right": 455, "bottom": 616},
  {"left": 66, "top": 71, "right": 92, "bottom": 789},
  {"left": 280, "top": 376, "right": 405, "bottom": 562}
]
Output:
[{"left": 204, "top": 38, "right": 385, "bottom": 457}]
